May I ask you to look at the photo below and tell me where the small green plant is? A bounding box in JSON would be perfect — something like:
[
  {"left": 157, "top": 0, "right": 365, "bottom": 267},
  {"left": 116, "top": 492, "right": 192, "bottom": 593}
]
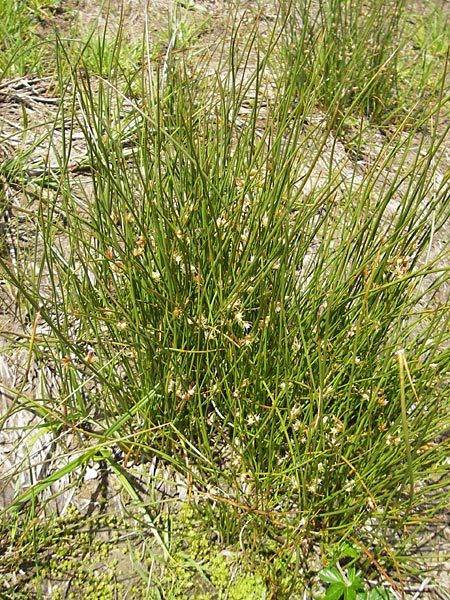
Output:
[
  {"left": 318, "top": 565, "right": 397, "bottom": 600},
  {"left": 316, "top": 541, "right": 396, "bottom": 600},
  {"left": 318, "top": 565, "right": 366, "bottom": 600}
]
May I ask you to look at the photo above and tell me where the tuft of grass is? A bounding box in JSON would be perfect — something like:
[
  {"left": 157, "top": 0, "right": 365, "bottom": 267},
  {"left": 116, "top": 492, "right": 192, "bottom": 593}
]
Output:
[
  {"left": 0, "top": 0, "right": 60, "bottom": 78},
  {"left": 1, "top": 1, "right": 450, "bottom": 597},
  {"left": 400, "top": 0, "right": 450, "bottom": 107},
  {"left": 280, "top": 0, "right": 407, "bottom": 121}
]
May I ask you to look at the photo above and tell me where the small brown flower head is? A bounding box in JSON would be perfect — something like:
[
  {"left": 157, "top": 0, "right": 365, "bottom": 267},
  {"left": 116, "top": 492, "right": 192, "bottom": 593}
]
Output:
[
  {"left": 376, "top": 390, "right": 389, "bottom": 407},
  {"left": 85, "top": 347, "right": 97, "bottom": 364},
  {"left": 417, "top": 442, "right": 437, "bottom": 454},
  {"left": 240, "top": 334, "right": 253, "bottom": 347},
  {"left": 259, "top": 315, "right": 270, "bottom": 329},
  {"left": 386, "top": 433, "right": 401, "bottom": 446},
  {"left": 136, "top": 235, "right": 146, "bottom": 247},
  {"left": 391, "top": 255, "right": 413, "bottom": 278},
  {"left": 246, "top": 413, "right": 260, "bottom": 427}
]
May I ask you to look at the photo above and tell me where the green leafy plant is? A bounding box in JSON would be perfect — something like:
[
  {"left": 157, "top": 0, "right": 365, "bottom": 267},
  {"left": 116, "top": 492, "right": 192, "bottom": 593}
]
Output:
[
  {"left": 318, "top": 566, "right": 396, "bottom": 600},
  {"left": 317, "top": 541, "right": 396, "bottom": 600},
  {"left": 319, "top": 565, "right": 366, "bottom": 600}
]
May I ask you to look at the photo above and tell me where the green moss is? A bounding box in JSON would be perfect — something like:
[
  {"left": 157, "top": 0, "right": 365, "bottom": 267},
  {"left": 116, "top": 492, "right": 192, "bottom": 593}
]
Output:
[
  {"left": 228, "top": 573, "right": 267, "bottom": 600},
  {"left": 209, "top": 553, "right": 231, "bottom": 588}
]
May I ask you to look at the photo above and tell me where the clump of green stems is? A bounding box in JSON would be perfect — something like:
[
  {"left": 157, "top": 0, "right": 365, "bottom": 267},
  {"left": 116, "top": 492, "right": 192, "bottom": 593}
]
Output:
[
  {"left": 0, "top": 0, "right": 58, "bottom": 78},
  {"left": 282, "top": 0, "right": 406, "bottom": 120},
  {"left": 1, "top": 0, "right": 450, "bottom": 595}
]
